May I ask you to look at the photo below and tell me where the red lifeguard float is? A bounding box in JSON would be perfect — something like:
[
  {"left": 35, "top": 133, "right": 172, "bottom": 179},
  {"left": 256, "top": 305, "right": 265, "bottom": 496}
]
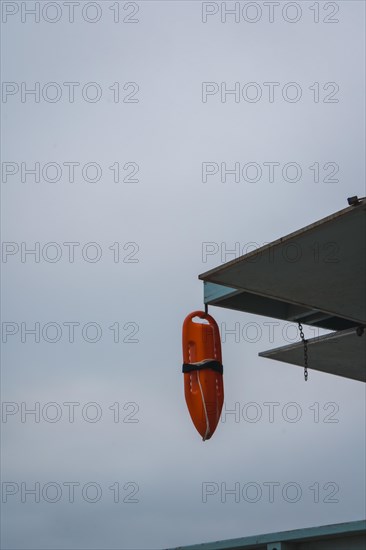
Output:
[{"left": 182, "top": 310, "right": 224, "bottom": 440}]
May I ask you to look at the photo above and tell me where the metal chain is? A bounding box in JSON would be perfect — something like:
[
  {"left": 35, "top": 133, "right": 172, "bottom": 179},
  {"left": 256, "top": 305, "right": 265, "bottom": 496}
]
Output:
[{"left": 298, "top": 322, "right": 308, "bottom": 381}]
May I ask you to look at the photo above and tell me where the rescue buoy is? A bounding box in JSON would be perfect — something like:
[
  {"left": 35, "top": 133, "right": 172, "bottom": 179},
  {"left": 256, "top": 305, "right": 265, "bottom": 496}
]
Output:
[{"left": 182, "top": 310, "right": 224, "bottom": 441}]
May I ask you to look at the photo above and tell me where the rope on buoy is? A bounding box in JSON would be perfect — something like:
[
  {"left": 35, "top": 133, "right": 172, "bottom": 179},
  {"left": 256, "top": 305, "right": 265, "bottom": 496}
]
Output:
[{"left": 197, "top": 370, "right": 210, "bottom": 441}]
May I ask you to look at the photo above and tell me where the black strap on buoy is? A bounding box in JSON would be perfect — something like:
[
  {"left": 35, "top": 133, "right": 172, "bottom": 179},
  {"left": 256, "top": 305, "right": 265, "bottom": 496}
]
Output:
[{"left": 182, "top": 360, "right": 223, "bottom": 374}]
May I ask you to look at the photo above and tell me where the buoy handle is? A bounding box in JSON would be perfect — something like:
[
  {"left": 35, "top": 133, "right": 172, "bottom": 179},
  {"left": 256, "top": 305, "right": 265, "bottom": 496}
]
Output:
[{"left": 183, "top": 310, "right": 217, "bottom": 327}]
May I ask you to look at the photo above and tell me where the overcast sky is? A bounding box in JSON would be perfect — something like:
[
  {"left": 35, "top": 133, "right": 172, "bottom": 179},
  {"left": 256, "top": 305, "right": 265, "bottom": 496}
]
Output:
[{"left": 1, "top": 1, "right": 365, "bottom": 549}]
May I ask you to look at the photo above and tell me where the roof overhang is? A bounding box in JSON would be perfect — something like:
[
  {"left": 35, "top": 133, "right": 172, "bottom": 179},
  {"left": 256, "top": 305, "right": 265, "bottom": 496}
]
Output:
[
  {"left": 167, "top": 519, "right": 366, "bottom": 550},
  {"left": 259, "top": 327, "right": 366, "bottom": 382},
  {"left": 199, "top": 200, "right": 366, "bottom": 381}
]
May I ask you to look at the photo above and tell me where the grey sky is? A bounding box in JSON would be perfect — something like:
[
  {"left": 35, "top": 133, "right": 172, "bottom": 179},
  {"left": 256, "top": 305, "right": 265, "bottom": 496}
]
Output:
[{"left": 1, "top": 1, "right": 365, "bottom": 548}]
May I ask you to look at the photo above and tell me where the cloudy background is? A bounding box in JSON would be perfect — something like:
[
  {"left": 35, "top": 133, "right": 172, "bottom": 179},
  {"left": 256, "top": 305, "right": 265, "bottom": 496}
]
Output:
[{"left": 1, "top": 1, "right": 365, "bottom": 548}]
